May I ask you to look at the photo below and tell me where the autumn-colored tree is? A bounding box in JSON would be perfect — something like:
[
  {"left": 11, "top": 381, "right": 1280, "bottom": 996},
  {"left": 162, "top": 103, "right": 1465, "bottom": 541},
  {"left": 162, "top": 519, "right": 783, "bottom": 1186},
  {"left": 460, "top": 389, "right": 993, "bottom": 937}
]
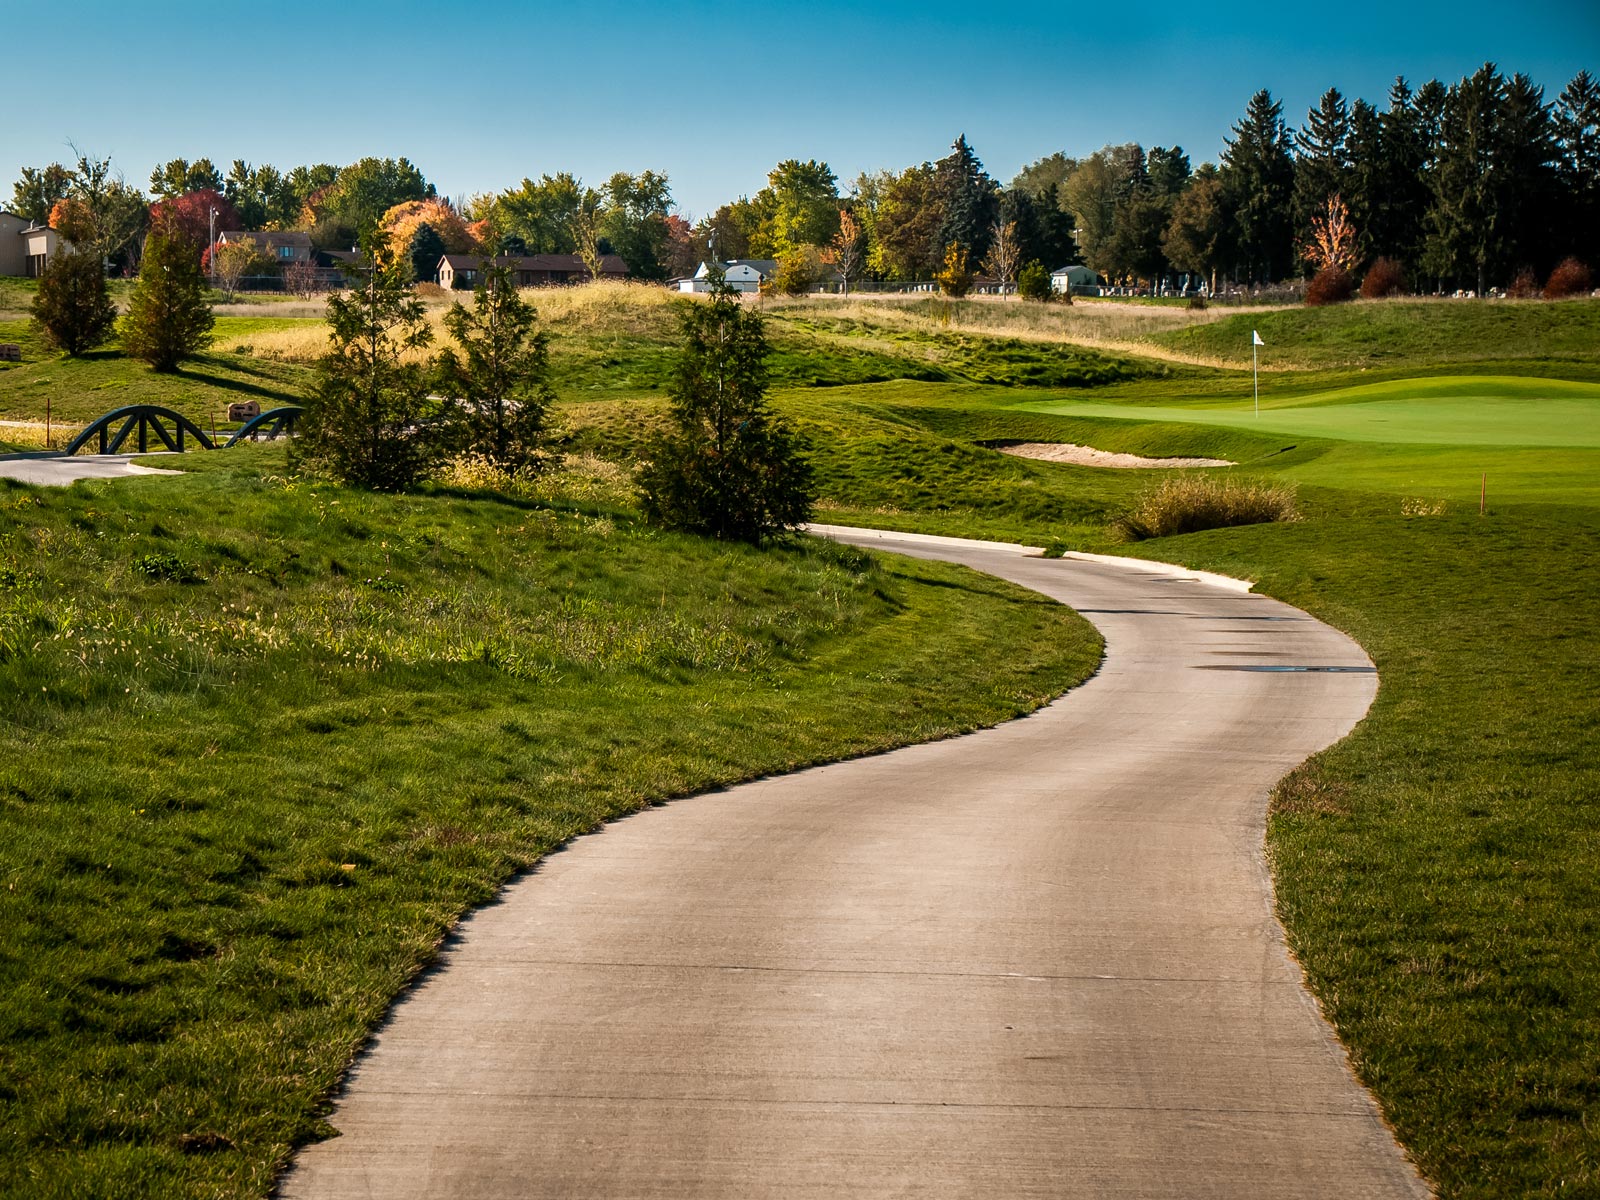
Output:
[
  {"left": 150, "top": 189, "right": 242, "bottom": 251},
  {"left": 1302, "top": 193, "right": 1362, "bottom": 273},
  {"left": 773, "top": 246, "right": 821, "bottom": 295},
  {"left": 935, "top": 242, "right": 973, "bottom": 297},
  {"left": 571, "top": 188, "right": 606, "bottom": 280},
  {"left": 981, "top": 219, "right": 1022, "bottom": 295},
  {"left": 213, "top": 237, "right": 273, "bottom": 300},
  {"left": 1360, "top": 256, "right": 1406, "bottom": 298},
  {"left": 283, "top": 257, "right": 322, "bottom": 299},
  {"left": 377, "top": 198, "right": 476, "bottom": 258},
  {"left": 1544, "top": 256, "right": 1593, "bottom": 299},
  {"left": 823, "top": 208, "right": 863, "bottom": 296}
]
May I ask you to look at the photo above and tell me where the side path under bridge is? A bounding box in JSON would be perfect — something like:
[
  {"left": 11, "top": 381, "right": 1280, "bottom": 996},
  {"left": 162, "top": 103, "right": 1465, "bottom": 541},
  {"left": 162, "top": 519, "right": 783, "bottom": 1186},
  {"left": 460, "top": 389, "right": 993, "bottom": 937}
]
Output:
[{"left": 281, "top": 527, "right": 1429, "bottom": 1199}]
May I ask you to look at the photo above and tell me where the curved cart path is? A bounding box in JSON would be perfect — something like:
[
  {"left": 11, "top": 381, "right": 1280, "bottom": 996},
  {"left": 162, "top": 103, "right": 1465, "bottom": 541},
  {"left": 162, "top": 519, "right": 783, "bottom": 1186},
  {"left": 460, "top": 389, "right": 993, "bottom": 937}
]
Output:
[{"left": 281, "top": 528, "right": 1427, "bottom": 1199}]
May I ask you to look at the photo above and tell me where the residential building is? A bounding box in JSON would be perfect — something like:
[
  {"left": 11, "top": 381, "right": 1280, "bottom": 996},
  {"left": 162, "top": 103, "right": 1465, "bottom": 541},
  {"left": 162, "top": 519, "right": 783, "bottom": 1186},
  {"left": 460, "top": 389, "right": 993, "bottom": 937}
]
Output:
[
  {"left": 679, "top": 259, "right": 778, "bottom": 294},
  {"left": 0, "top": 211, "right": 28, "bottom": 276},
  {"left": 1051, "top": 264, "right": 1102, "bottom": 295},
  {"left": 215, "top": 230, "right": 316, "bottom": 265},
  {"left": 436, "top": 253, "right": 629, "bottom": 289}
]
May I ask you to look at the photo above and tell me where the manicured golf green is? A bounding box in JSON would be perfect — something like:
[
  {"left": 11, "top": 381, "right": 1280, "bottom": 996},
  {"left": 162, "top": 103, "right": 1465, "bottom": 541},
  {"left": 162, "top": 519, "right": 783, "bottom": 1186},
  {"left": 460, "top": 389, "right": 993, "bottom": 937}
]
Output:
[{"left": 1023, "top": 375, "right": 1600, "bottom": 447}]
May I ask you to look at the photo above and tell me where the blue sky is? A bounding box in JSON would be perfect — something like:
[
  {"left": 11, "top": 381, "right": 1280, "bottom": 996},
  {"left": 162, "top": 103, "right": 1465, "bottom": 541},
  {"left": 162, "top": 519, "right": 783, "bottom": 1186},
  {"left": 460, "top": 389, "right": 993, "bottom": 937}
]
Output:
[{"left": 6, "top": 0, "right": 1598, "bottom": 218}]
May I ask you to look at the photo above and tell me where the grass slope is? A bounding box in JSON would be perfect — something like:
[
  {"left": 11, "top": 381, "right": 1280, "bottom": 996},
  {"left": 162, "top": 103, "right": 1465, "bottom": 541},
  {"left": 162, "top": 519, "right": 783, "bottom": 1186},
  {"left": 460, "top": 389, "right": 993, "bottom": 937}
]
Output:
[{"left": 0, "top": 447, "right": 1100, "bottom": 1197}]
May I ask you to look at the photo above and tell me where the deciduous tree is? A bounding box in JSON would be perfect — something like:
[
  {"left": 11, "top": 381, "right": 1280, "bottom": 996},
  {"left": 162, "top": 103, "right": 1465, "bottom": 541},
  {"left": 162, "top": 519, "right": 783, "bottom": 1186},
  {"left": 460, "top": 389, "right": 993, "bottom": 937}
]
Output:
[
  {"left": 982, "top": 219, "right": 1022, "bottom": 295},
  {"left": 10, "top": 163, "right": 72, "bottom": 224},
  {"left": 824, "top": 208, "right": 864, "bottom": 296}
]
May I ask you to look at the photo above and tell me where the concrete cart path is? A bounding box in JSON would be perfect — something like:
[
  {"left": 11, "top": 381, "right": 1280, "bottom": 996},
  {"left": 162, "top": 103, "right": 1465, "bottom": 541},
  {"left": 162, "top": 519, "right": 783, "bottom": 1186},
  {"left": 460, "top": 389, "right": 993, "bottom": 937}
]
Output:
[
  {"left": 0, "top": 452, "right": 183, "bottom": 486},
  {"left": 281, "top": 529, "right": 1428, "bottom": 1200}
]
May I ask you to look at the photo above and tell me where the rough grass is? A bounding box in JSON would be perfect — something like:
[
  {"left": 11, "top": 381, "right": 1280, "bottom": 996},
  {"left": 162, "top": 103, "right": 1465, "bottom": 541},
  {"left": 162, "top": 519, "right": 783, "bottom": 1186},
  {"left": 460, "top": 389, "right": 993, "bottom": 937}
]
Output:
[
  {"left": 1111, "top": 475, "right": 1298, "bottom": 540},
  {"left": 0, "top": 444, "right": 1101, "bottom": 1198}
]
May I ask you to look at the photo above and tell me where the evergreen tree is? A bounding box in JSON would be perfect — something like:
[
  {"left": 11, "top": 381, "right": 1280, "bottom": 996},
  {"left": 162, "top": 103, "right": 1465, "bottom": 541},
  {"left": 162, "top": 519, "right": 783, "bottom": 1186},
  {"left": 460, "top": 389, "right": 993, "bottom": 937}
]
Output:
[
  {"left": 1342, "top": 99, "right": 1385, "bottom": 264},
  {"left": 1221, "top": 90, "right": 1296, "bottom": 282},
  {"left": 1497, "top": 73, "right": 1558, "bottom": 274},
  {"left": 997, "top": 189, "right": 1045, "bottom": 271},
  {"left": 1146, "top": 146, "right": 1191, "bottom": 197},
  {"left": 120, "top": 220, "right": 214, "bottom": 372},
  {"left": 408, "top": 222, "right": 447, "bottom": 284},
  {"left": 638, "top": 270, "right": 813, "bottom": 544},
  {"left": 435, "top": 257, "right": 554, "bottom": 472},
  {"left": 1035, "top": 182, "right": 1080, "bottom": 268},
  {"left": 298, "top": 238, "right": 439, "bottom": 490},
  {"left": 933, "top": 135, "right": 1000, "bottom": 263},
  {"left": 1293, "top": 88, "right": 1351, "bottom": 269},
  {"left": 1428, "top": 64, "right": 1523, "bottom": 294},
  {"left": 1369, "top": 79, "right": 1433, "bottom": 270},
  {"left": 30, "top": 246, "right": 117, "bottom": 356},
  {"left": 1554, "top": 70, "right": 1600, "bottom": 266}
]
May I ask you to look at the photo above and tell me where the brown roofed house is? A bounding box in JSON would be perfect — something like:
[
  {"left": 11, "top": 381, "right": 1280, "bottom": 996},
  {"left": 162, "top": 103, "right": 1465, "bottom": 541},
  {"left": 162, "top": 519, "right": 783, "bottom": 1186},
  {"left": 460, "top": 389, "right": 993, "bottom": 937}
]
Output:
[{"left": 436, "top": 253, "right": 629, "bottom": 290}]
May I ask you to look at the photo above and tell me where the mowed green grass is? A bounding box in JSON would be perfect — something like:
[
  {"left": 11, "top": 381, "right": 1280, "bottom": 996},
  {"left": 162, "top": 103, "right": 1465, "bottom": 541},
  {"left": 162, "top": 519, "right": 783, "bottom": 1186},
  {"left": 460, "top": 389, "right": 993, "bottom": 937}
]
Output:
[
  {"left": 745, "top": 363, "right": 1600, "bottom": 1200},
  {"left": 0, "top": 447, "right": 1101, "bottom": 1197}
]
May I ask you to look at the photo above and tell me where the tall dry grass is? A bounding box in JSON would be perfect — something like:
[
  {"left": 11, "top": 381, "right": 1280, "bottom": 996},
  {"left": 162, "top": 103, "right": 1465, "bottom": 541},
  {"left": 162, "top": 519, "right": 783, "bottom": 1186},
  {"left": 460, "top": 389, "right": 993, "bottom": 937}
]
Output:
[
  {"left": 213, "top": 279, "right": 684, "bottom": 365},
  {"left": 761, "top": 293, "right": 1282, "bottom": 368},
  {"left": 1113, "top": 475, "right": 1299, "bottom": 541}
]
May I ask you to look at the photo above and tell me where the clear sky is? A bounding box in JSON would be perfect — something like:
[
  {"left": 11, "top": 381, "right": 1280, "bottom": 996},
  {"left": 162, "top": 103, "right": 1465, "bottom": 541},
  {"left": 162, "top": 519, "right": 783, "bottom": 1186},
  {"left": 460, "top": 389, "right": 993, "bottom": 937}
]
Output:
[{"left": 6, "top": 0, "right": 1597, "bottom": 218}]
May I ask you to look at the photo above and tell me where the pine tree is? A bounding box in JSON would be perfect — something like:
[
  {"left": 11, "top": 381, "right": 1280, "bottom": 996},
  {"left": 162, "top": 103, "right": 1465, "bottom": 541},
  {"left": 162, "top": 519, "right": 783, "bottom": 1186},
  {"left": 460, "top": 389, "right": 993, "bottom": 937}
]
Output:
[
  {"left": 933, "top": 135, "right": 1000, "bottom": 263},
  {"left": 1293, "top": 88, "right": 1351, "bottom": 270},
  {"left": 408, "top": 222, "right": 447, "bottom": 285},
  {"left": 1497, "top": 73, "right": 1558, "bottom": 275},
  {"left": 298, "top": 238, "right": 439, "bottom": 490},
  {"left": 1221, "top": 90, "right": 1296, "bottom": 282},
  {"left": 120, "top": 220, "right": 214, "bottom": 372},
  {"left": 435, "top": 257, "right": 554, "bottom": 472},
  {"left": 1554, "top": 70, "right": 1600, "bottom": 266},
  {"left": 1343, "top": 100, "right": 1385, "bottom": 265},
  {"left": 638, "top": 270, "right": 813, "bottom": 543},
  {"left": 30, "top": 245, "right": 116, "bottom": 356},
  {"left": 1369, "top": 79, "right": 1433, "bottom": 269},
  {"left": 1035, "top": 182, "right": 1080, "bottom": 268}
]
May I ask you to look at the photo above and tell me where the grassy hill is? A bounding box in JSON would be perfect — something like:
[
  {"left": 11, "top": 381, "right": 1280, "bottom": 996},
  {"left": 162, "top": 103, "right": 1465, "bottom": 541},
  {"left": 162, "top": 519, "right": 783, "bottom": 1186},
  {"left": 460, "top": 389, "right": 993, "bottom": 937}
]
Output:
[{"left": 0, "top": 446, "right": 1099, "bottom": 1197}]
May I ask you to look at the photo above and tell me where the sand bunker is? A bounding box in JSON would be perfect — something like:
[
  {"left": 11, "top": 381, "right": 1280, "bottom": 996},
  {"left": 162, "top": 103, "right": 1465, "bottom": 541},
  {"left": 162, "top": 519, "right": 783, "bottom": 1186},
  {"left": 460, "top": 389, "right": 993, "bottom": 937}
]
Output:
[{"left": 988, "top": 441, "right": 1234, "bottom": 469}]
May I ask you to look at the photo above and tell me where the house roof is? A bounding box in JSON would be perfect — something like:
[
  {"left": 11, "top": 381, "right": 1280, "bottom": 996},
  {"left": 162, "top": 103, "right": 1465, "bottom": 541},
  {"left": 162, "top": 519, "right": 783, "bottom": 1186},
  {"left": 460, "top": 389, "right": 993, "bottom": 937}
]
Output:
[
  {"left": 219, "top": 230, "right": 314, "bottom": 249},
  {"left": 438, "top": 253, "right": 629, "bottom": 274},
  {"left": 693, "top": 259, "right": 779, "bottom": 279}
]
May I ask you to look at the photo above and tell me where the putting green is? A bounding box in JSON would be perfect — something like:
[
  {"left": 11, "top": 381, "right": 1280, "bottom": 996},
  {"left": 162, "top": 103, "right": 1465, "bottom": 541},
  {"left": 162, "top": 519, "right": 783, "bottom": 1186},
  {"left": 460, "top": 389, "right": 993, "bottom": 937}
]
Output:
[{"left": 1025, "top": 376, "right": 1600, "bottom": 448}]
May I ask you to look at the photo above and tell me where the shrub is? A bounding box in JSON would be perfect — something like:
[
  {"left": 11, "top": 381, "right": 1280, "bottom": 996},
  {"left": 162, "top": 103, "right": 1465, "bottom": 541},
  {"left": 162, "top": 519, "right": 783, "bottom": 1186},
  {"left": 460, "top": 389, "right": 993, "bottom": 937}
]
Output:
[
  {"left": 1544, "top": 257, "right": 1593, "bottom": 299},
  {"left": 132, "top": 552, "right": 199, "bottom": 583},
  {"left": 1187, "top": 293, "right": 1208, "bottom": 310},
  {"left": 935, "top": 242, "right": 973, "bottom": 298},
  {"left": 1361, "top": 256, "right": 1405, "bottom": 298},
  {"left": 1508, "top": 268, "right": 1541, "bottom": 299},
  {"left": 1113, "top": 475, "right": 1298, "bottom": 541},
  {"left": 1017, "top": 261, "right": 1052, "bottom": 303},
  {"left": 1304, "top": 266, "right": 1355, "bottom": 307},
  {"left": 773, "top": 246, "right": 820, "bottom": 296}
]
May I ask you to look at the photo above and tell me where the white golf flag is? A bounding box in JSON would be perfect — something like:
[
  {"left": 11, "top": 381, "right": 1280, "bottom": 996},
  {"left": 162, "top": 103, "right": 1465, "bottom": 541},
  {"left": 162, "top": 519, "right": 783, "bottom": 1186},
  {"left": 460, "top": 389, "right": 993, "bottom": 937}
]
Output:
[{"left": 1253, "top": 330, "right": 1265, "bottom": 346}]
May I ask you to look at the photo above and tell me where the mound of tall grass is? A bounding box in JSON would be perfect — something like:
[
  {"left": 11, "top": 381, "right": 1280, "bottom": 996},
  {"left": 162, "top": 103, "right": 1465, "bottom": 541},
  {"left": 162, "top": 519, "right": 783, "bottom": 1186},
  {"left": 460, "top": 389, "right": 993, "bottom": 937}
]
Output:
[{"left": 1112, "top": 474, "right": 1298, "bottom": 540}]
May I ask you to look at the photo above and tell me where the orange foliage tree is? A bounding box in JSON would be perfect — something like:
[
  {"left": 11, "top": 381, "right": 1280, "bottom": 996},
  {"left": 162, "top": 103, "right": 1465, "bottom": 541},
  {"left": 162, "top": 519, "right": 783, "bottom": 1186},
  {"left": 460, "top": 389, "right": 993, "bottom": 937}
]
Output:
[
  {"left": 378, "top": 199, "right": 478, "bottom": 257},
  {"left": 1301, "top": 193, "right": 1361, "bottom": 273}
]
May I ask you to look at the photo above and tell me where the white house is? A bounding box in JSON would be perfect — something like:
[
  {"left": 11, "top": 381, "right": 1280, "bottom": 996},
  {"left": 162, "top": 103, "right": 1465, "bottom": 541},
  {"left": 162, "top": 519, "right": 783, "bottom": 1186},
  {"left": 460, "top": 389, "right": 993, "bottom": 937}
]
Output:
[
  {"left": 1050, "top": 264, "right": 1101, "bottom": 295},
  {"left": 679, "top": 259, "right": 778, "bottom": 294}
]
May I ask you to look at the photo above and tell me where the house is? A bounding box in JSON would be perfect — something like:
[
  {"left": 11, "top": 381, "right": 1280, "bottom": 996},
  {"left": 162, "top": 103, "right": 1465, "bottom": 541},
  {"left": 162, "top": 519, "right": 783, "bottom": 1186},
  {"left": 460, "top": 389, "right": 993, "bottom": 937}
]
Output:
[
  {"left": 1051, "top": 264, "right": 1102, "bottom": 295},
  {"left": 679, "top": 260, "right": 778, "bottom": 294},
  {"left": 436, "top": 252, "right": 629, "bottom": 289},
  {"left": 0, "top": 211, "right": 28, "bottom": 276},
  {"left": 215, "top": 229, "right": 316, "bottom": 266},
  {"left": 0, "top": 212, "right": 73, "bottom": 278}
]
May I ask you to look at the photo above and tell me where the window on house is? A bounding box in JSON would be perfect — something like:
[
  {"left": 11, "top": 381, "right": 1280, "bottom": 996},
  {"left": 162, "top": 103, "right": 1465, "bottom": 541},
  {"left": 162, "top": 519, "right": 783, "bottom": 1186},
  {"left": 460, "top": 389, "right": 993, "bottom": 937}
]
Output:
[{"left": 278, "top": 246, "right": 294, "bottom": 258}]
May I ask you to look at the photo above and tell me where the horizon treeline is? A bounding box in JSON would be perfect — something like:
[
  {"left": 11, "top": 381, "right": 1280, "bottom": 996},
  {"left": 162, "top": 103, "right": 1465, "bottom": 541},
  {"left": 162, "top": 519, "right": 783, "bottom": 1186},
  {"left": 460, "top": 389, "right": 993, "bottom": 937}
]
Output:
[{"left": 10, "top": 62, "right": 1598, "bottom": 294}]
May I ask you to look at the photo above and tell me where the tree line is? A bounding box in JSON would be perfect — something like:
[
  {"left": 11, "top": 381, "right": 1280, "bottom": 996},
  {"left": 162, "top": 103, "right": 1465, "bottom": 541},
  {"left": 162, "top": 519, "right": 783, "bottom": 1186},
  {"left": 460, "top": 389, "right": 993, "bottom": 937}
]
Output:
[{"left": 689, "top": 64, "right": 1598, "bottom": 296}]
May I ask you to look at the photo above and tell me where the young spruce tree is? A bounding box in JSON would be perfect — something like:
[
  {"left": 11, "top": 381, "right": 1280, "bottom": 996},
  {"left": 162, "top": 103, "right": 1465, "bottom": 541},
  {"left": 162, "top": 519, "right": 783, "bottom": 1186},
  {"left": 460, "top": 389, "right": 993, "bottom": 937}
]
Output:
[
  {"left": 298, "top": 236, "right": 439, "bottom": 490},
  {"left": 639, "top": 269, "right": 813, "bottom": 544},
  {"left": 120, "top": 218, "right": 214, "bottom": 371},
  {"left": 435, "top": 255, "right": 554, "bottom": 472},
  {"left": 31, "top": 246, "right": 117, "bottom": 356}
]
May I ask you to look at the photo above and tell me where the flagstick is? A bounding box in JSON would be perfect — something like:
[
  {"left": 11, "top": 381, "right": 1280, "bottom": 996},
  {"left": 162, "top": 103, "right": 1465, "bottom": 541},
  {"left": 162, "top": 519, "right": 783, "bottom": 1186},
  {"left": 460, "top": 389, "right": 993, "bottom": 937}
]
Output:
[{"left": 1253, "top": 342, "right": 1259, "bottom": 418}]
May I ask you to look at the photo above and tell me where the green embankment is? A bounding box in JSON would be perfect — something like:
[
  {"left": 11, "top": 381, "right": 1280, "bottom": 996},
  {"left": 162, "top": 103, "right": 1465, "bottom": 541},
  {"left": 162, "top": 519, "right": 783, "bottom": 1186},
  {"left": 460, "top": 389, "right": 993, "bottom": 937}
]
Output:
[{"left": 0, "top": 446, "right": 1100, "bottom": 1197}]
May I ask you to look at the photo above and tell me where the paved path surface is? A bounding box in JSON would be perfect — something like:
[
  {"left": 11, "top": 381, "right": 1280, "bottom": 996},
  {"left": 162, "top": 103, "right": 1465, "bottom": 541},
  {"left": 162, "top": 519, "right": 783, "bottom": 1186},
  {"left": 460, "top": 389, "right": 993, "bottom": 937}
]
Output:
[
  {"left": 0, "top": 452, "right": 182, "bottom": 486},
  {"left": 281, "top": 529, "right": 1427, "bottom": 1199}
]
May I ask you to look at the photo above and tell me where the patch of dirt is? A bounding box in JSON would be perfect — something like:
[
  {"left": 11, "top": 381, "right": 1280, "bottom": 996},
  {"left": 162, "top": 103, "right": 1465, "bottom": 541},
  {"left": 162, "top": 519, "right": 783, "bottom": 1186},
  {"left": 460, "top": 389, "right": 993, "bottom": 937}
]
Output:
[{"left": 985, "top": 440, "right": 1234, "bottom": 468}]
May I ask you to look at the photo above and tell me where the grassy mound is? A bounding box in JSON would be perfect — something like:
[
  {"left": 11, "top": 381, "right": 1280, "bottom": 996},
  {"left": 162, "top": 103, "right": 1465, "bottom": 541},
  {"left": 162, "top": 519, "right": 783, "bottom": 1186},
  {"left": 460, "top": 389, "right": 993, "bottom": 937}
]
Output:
[
  {"left": 1152, "top": 297, "right": 1600, "bottom": 372},
  {"left": 0, "top": 446, "right": 1100, "bottom": 1197}
]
